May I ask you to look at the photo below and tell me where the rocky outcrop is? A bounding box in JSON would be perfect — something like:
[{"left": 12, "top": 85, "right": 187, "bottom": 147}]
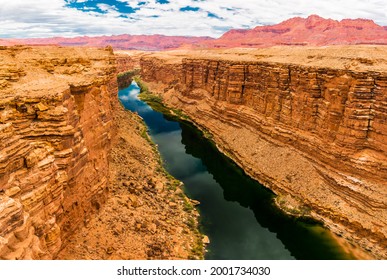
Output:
[
  {"left": 0, "top": 46, "right": 118, "bottom": 259},
  {"left": 139, "top": 47, "right": 387, "bottom": 259}
]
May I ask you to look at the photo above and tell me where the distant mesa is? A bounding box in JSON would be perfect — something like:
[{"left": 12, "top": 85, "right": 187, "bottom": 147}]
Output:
[
  {"left": 1, "top": 15, "right": 386, "bottom": 50},
  {"left": 0, "top": 34, "right": 213, "bottom": 51},
  {"left": 205, "top": 15, "right": 387, "bottom": 48}
]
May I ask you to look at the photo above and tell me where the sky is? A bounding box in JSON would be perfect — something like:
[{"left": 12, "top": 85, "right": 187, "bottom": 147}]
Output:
[{"left": 0, "top": 0, "right": 386, "bottom": 38}]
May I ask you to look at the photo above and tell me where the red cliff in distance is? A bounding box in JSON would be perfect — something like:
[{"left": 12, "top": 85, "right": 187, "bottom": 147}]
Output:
[
  {"left": 202, "top": 15, "right": 387, "bottom": 48},
  {"left": 0, "top": 15, "right": 386, "bottom": 50}
]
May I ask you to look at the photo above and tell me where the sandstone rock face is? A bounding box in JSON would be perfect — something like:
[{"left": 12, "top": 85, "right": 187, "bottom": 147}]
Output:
[
  {"left": 0, "top": 46, "right": 117, "bottom": 259},
  {"left": 115, "top": 52, "right": 142, "bottom": 89},
  {"left": 139, "top": 47, "right": 387, "bottom": 259},
  {"left": 115, "top": 52, "right": 142, "bottom": 73}
]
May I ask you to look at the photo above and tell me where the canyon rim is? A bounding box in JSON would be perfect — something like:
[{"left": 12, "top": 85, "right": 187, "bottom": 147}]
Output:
[
  {"left": 1, "top": 11, "right": 387, "bottom": 260},
  {"left": 134, "top": 46, "right": 387, "bottom": 259}
]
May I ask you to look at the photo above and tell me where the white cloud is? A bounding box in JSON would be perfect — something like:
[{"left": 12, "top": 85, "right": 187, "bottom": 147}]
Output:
[
  {"left": 97, "top": 3, "right": 117, "bottom": 12},
  {"left": 0, "top": 0, "right": 385, "bottom": 38}
]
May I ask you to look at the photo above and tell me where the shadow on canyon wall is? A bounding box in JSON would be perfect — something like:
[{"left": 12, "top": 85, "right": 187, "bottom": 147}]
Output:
[{"left": 178, "top": 120, "right": 353, "bottom": 260}]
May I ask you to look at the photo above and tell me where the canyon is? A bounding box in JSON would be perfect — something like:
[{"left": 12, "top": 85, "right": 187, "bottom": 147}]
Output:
[
  {"left": 1, "top": 43, "right": 386, "bottom": 260},
  {"left": 133, "top": 46, "right": 387, "bottom": 259},
  {"left": 0, "top": 46, "right": 201, "bottom": 259}
]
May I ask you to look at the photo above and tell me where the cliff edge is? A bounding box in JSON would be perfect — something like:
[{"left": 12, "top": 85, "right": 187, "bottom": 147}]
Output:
[
  {"left": 136, "top": 46, "right": 387, "bottom": 259},
  {"left": 0, "top": 46, "right": 118, "bottom": 259},
  {"left": 0, "top": 46, "right": 203, "bottom": 260}
]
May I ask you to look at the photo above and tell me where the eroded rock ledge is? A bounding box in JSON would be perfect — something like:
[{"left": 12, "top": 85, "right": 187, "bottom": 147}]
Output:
[
  {"left": 0, "top": 46, "right": 118, "bottom": 259},
  {"left": 136, "top": 46, "right": 387, "bottom": 259},
  {"left": 0, "top": 46, "right": 202, "bottom": 260}
]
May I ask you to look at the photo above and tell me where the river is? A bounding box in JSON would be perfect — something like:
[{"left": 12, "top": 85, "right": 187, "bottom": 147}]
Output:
[{"left": 118, "top": 81, "right": 354, "bottom": 260}]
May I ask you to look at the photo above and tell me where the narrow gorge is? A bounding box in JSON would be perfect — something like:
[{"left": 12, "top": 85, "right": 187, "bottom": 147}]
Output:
[
  {"left": 1, "top": 45, "right": 386, "bottom": 260},
  {"left": 0, "top": 46, "right": 201, "bottom": 260},
  {"left": 135, "top": 47, "right": 387, "bottom": 259}
]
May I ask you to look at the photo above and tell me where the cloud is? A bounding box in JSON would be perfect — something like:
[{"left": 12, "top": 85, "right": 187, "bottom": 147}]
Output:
[
  {"left": 0, "top": 0, "right": 386, "bottom": 38},
  {"left": 180, "top": 6, "right": 201, "bottom": 12}
]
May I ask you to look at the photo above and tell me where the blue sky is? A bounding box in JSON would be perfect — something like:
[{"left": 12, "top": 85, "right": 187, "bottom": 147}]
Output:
[{"left": 0, "top": 0, "right": 386, "bottom": 38}]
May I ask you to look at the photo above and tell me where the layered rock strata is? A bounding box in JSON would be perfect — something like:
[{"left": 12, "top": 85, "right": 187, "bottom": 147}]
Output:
[
  {"left": 0, "top": 46, "right": 117, "bottom": 259},
  {"left": 56, "top": 107, "right": 203, "bottom": 260},
  {"left": 138, "top": 47, "right": 387, "bottom": 259},
  {"left": 115, "top": 51, "right": 142, "bottom": 73}
]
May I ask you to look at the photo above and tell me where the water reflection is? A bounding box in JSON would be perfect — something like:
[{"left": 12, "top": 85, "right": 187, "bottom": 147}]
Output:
[{"left": 118, "top": 81, "right": 353, "bottom": 260}]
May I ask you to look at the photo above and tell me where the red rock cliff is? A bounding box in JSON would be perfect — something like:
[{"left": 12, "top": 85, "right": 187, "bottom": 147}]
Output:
[
  {"left": 139, "top": 47, "right": 387, "bottom": 259},
  {"left": 204, "top": 15, "right": 387, "bottom": 48},
  {"left": 0, "top": 46, "right": 118, "bottom": 259},
  {"left": 115, "top": 51, "right": 142, "bottom": 73}
]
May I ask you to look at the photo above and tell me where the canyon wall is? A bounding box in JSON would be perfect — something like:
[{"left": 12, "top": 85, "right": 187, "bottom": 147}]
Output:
[
  {"left": 0, "top": 46, "right": 118, "bottom": 259},
  {"left": 115, "top": 52, "right": 142, "bottom": 73},
  {"left": 115, "top": 53, "right": 142, "bottom": 89},
  {"left": 139, "top": 48, "right": 387, "bottom": 259}
]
